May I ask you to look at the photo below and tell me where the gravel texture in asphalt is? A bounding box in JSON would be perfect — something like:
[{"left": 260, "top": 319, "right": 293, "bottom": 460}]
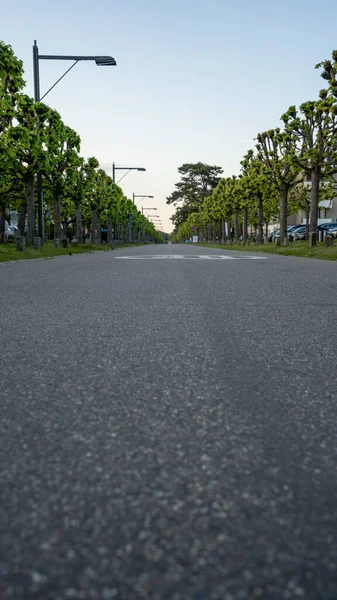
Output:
[{"left": 1, "top": 244, "right": 337, "bottom": 599}]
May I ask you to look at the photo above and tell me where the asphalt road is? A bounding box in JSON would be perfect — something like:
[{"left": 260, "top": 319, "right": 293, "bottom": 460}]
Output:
[{"left": 1, "top": 244, "right": 337, "bottom": 599}]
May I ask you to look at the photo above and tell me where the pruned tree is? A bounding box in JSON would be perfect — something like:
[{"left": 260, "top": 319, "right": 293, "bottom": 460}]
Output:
[
  {"left": 256, "top": 128, "right": 301, "bottom": 245},
  {"left": 281, "top": 97, "right": 337, "bottom": 243},
  {"left": 42, "top": 109, "right": 81, "bottom": 240},
  {"left": 0, "top": 41, "right": 25, "bottom": 242},
  {"left": 6, "top": 95, "right": 50, "bottom": 244}
]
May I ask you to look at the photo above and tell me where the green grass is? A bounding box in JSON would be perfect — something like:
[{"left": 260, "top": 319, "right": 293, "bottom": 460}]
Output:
[
  {"left": 196, "top": 241, "right": 337, "bottom": 260},
  {"left": 0, "top": 241, "right": 138, "bottom": 263}
]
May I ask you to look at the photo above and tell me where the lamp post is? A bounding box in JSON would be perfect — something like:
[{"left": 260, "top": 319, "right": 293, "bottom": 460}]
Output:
[
  {"left": 142, "top": 207, "right": 157, "bottom": 215},
  {"left": 133, "top": 194, "right": 154, "bottom": 205},
  {"left": 112, "top": 163, "right": 146, "bottom": 184},
  {"left": 33, "top": 40, "right": 116, "bottom": 242}
]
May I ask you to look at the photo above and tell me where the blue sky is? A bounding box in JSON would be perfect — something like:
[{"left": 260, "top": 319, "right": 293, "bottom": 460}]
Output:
[{"left": 3, "top": 0, "right": 337, "bottom": 231}]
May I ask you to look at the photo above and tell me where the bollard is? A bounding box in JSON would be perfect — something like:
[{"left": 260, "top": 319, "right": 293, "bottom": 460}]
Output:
[
  {"left": 62, "top": 239, "right": 69, "bottom": 248},
  {"left": 275, "top": 238, "right": 281, "bottom": 246},
  {"left": 16, "top": 236, "right": 26, "bottom": 252},
  {"left": 71, "top": 237, "right": 78, "bottom": 247},
  {"left": 53, "top": 238, "right": 60, "bottom": 249},
  {"left": 33, "top": 237, "right": 41, "bottom": 250}
]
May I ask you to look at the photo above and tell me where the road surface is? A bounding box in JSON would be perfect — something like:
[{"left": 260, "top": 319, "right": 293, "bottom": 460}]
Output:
[{"left": 1, "top": 244, "right": 337, "bottom": 599}]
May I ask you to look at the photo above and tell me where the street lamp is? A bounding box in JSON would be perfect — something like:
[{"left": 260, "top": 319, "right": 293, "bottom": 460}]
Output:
[
  {"left": 33, "top": 40, "right": 116, "bottom": 241},
  {"left": 133, "top": 194, "right": 154, "bottom": 205},
  {"left": 142, "top": 207, "right": 157, "bottom": 214},
  {"left": 112, "top": 163, "right": 146, "bottom": 184}
]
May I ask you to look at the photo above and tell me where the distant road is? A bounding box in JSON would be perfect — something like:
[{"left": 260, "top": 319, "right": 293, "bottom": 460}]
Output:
[{"left": 1, "top": 244, "right": 337, "bottom": 599}]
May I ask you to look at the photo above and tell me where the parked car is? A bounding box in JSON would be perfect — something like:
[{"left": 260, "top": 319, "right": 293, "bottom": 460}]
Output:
[
  {"left": 317, "top": 222, "right": 337, "bottom": 233},
  {"left": 288, "top": 224, "right": 308, "bottom": 240},
  {"left": 5, "top": 225, "right": 17, "bottom": 242},
  {"left": 326, "top": 226, "right": 337, "bottom": 238},
  {"left": 268, "top": 230, "right": 279, "bottom": 242},
  {"left": 292, "top": 226, "right": 307, "bottom": 241},
  {"left": 268, "top": 226, "right": 297, "bottom": 242}
]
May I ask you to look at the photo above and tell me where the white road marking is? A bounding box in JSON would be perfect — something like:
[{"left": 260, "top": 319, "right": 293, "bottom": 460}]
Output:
[{"left": 114, "top": 255, "right": 268, "bottom": 260}]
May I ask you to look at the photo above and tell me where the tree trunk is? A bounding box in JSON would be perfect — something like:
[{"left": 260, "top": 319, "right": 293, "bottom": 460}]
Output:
[
  {"left": 26, "top": 175, "right": 35, "bottom": 246},
  {"left": 242, "top": 207, "right": 248, "bottom": 243},
  {"left": 91, "top": 210, "right": 97, "bottom": 245},
  {"left": 279, "top": 186, "right": 288, "bottom": 245},
  {"left": 76, "top": 204, "right": 83, "bottom": 243},
  {"left": 221, "top": 218, "right": 225, "bottom": 242},
  {"left": 234, "top": 210, "right": 239, "bottom": 242},
  {"left": 53, "top": 188, "right": 62, "bottom": 240},
  {"left": 257, "top": 194, "right": 263, "bottom": 244},
  {"left": 309, "top": 166, "right": 320, "bottom": 245},
  {"left": 305, "top": 211, "right": 310, "bottom": 240},
  {"left": 62, "top": 220, "right": 69, "bottom": 240},
  {"left": 18, "top": 202, "right": 27, "bottom": 236},
  {"left": 0, "top": 200, "right": 6, "bottom": 244},
  {"left": 96, "top": 213, "right": 101, "bottom": 245},
  {"left": 107, "top": 214, "right": 113, "bottom": 242},
  {"left": 226, "top": 218, "right": 232, "bottom": 241}
]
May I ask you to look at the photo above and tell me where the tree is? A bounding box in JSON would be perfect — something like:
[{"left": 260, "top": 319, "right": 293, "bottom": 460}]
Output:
[
  {"left": 60, "top": 158, "right": 86, "bottom": 243},
  {"left": 42, "top": 109, "right": 81, "bottom": 240},
  {"left": 0, "top": 41, "right": 25, "bottom": 242},
  {"left": 240, "top": 150, "right": 276, "bottom": 243},
  {"left": 315, "top": 49, "right": 337, "bottom": 98},
  {"left": 288, "top": 179, "right": 335, "bottom": 239},
  {"left": 281, "top": 97, "right": 337, "bottom": 243},
  {"left": 167, "top": 162, "right": 223, "bottom": 227},
  {"left": 5, "top": 95, "right": 50, "bottom": 245},
  {"left": 256, "top": 128, "right": 301, "bottom": 245}
]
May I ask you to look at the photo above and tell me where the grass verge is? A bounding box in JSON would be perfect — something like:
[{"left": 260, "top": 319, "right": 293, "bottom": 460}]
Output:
[
  {"left": 196, "top": 241, "right": 337, "bottom": 260},
  {"left": 0, "top": 242, "right": 139, "bottom": 263}
]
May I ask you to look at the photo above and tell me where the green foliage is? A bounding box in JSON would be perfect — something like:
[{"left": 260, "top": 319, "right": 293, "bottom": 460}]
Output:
[
  {"left": 167, "top": 162, "right": 223, "bottom": 227},
  {"left": 196, "top": 241, "right": 337, "bottom": 260},
  {"left": 0, "top": 40, "right": 158, "bottom": 245},
  {"left": 174, "top": 52, "right": 337, "bottom": 245},
  {"left": 0, "top": 41, "right": 25, "bottom": 132},
  {"left": 0, "top": 241, "right": 138, "bottom": 263},
  {"left": 0, "top": 42, "right": 26, "bottom": 240}
]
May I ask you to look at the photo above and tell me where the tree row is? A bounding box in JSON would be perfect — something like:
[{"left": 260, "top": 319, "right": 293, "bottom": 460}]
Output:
[
  {"left": 169, "top": 51, "right": 337, "bottom": 246},
  {"left": 0, "top": 41, "right": 160, "bottom": 245}
]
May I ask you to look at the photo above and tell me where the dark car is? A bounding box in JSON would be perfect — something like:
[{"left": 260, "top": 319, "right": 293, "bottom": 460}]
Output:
[
  {"left": 292, "top": 226, "right": 307, "bottom": 241},
  {"left": 288, "top": 224, "right": 308, "bottom": 240},
  {"left": 325, "top": 226, "right": 337, "bottom": 238},
  {"left": 318, "top": 222, "right": 337, "bottom": 232}
]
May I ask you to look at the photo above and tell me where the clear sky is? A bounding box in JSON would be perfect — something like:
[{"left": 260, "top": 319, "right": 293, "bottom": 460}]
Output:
[{"left": 3, "top": 0, "right": 337, "bottom": 231}]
